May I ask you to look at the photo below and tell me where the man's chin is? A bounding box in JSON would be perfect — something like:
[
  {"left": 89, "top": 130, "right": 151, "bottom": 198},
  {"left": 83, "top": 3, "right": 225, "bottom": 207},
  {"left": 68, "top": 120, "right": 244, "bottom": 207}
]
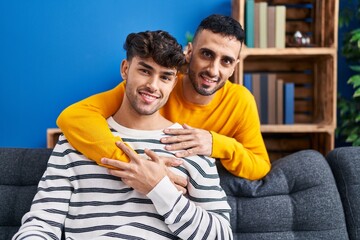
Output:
[{"left": 195, "top": 87, "right": 216, "bottom": 96}]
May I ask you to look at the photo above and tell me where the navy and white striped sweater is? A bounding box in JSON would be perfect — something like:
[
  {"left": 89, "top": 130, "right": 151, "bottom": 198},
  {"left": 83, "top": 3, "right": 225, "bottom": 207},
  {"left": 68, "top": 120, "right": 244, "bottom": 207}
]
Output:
[{"left": 13, "top": 117, "right": 232, "bottom": 240}]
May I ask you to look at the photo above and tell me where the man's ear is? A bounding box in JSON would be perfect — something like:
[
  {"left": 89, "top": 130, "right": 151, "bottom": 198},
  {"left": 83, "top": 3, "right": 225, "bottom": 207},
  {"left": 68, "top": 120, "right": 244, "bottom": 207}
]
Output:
[
  {"left": 120, "top": 59, "right": 129, "bottom": 80},
  {"left": 172, "top": 75, "right": 179, "bottom": 90},
  {"left": 185, "top": 42, "right": 192, "bottom": 63},
  {"left": 230, "top": 59, "right": 240, "bottom": 76}
]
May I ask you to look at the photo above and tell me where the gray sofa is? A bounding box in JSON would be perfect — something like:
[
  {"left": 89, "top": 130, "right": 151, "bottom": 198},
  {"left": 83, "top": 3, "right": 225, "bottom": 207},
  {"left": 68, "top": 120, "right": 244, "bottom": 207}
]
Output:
[{"left": 0, "top": 147, "right": 359, "bottom": 240}]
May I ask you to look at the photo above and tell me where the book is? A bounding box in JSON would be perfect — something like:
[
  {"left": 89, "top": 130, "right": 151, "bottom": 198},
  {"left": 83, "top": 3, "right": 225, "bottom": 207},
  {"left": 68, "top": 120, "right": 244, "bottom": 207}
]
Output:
[
  {"left": 267, "top": 74, "right": 277, "bottom": 124},
  {"left": 260, "top": 73, "right": 268, "bottom": 124},
  {"left": 267, "top": 6, "right": 276, "bottom": 48},
  {"left": 275, "top": 5, "right": 286, "bottom": 48},
  {"left": 276, "top": 79, "right": 284, "bottom": 124},
  {"left": 243, "top": 73, "right": 253, "bottom": 92},
  {"left": 283, "top": 82, "right": 295, "bottom": 124},
  {"left": 252, "top": 73, "right": 261, "bottom": 119},
  {"left": 254, "top": 3, "right": 260, "bottom": 48},
  {"left": 259, "top": 2, "right": 268, "bottom": 48},
  {"left": 245, "top": 0, "right": 255, "bottom": 48}
]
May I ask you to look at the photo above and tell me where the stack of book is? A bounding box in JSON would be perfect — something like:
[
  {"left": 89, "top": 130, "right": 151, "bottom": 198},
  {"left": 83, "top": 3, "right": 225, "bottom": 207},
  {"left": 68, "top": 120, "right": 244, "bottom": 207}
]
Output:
[
  {"left": 244, "top": 73, "right": 294, "bottom": 124},
  {"left": 245, "top": 0, "right": 286, "bottom": 48}
]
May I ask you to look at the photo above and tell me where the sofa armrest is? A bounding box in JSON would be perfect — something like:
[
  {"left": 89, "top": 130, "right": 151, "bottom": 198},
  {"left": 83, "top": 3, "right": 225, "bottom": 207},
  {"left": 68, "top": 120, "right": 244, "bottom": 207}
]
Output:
[{"left": 326, "top": 146, "right": 360, "bottom": 240}]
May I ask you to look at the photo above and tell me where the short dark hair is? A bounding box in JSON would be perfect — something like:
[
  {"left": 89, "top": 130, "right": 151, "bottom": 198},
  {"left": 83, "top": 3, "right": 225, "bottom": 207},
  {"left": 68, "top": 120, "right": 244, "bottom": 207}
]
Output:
[
  {"left": 124, "top": 30, "right": 185, "bottom": 70},
  {"left": 193, "top": 14, "right": 244, "bottom": 44}
]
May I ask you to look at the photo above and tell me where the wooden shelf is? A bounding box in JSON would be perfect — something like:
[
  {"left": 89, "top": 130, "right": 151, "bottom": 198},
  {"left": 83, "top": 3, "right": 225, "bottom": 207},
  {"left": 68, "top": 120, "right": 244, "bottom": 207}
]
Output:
[
  {"left": 261, "top": 124, "right": 334, "bottom": 133},
  {"left": 232, "top": 0, "right": 338, "bottom": 160},
  {"left": 242, "top": 47, "right": 336, "bottom": 57}
]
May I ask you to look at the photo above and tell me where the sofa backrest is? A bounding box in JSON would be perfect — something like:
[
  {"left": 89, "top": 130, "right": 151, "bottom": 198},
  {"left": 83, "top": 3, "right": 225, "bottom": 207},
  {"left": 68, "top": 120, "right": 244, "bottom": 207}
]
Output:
[
  {"left": 216, "top": 149, "right": 349, "bottom": 239},
  {"left": 0, "top": 148, "right": 52, "bottom": 240}
]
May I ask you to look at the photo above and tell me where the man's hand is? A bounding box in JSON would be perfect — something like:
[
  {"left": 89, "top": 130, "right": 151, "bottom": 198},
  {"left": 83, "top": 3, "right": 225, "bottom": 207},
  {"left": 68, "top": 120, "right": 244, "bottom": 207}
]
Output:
[
  {"left": 101, "top": 142, "right": 188, "bottom": 194},
  {"left": 161, "top": 124, "right": 213, "bottom": 157}
]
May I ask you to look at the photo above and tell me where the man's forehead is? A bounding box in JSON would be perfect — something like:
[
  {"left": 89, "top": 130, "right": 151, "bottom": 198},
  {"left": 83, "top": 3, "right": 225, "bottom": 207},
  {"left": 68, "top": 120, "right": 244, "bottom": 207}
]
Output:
[{"left": 194, "top": 30, "right": 241, "bottom": 58}]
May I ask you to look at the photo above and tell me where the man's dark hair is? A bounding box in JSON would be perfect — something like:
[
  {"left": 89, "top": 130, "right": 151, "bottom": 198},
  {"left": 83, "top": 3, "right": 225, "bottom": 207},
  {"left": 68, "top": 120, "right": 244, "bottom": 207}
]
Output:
[
  {"left": 193, "top": 14, "right": 244, "bottom": 44},
  {"left": 124, "top": 30, "right": 185, "bottom": 70}
]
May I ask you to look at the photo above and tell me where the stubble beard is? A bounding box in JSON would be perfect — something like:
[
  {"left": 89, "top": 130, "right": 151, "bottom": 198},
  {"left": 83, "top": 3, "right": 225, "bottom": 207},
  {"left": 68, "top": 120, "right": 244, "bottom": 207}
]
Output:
[
  {"left": 188, "top": 68, "right": 225, "bottom": 96},
  {"left": 127, "top": 90, "right": 162, "bottom": 116}
]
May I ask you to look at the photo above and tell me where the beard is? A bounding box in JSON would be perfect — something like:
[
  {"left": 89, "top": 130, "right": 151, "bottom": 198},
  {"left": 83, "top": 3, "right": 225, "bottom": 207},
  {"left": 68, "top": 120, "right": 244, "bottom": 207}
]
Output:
[
  {"left": 126, "top": 87, "right": 164, "bottom": 116},
  {"left": 188, "top": 68, "right": 225, "bottom": 96}
]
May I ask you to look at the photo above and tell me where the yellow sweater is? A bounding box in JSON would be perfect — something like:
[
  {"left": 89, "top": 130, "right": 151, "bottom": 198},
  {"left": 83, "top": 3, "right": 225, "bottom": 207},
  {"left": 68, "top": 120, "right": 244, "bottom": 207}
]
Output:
[{"left": 57, "top": 78, "right": 270, "bottom": 180}]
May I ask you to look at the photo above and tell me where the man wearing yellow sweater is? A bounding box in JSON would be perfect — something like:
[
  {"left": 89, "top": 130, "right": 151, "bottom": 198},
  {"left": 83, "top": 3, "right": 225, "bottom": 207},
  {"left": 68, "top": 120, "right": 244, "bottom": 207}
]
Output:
[{"left": 57, "top": 14, "right": 270, "bottom": 180}]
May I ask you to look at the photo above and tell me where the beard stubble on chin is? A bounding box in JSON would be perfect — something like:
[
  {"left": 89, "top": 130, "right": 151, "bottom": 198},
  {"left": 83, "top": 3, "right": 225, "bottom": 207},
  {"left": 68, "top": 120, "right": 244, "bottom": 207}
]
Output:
[{"left": 188, "top": 69, "right": 225, "bottom": 96}]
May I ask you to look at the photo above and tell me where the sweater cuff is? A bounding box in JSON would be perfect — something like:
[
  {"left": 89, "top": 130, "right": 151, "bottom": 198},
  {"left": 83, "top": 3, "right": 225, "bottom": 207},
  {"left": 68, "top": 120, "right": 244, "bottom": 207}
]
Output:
[
  {"left": 146, "top": 176, "right": 182, "bottom": 215},
  {"left": 211, "top": 131, "right": 240, "bottom": 159}
]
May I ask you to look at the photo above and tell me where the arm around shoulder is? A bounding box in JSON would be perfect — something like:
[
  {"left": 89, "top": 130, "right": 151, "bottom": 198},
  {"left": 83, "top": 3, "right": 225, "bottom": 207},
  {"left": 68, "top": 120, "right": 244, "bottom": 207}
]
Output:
[
  {"left": 56, "top": 82, "right": 130, "bottom": 164},
  {"left": 211, "top": 89, "right": 271, "bottom": 180}
]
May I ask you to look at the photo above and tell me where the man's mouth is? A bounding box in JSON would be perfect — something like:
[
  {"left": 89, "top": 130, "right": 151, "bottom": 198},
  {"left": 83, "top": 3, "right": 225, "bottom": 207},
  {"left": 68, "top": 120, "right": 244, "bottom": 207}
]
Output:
[
  {"left": 200, "top": 73, "right": 218, "bottom": 84},
  {"left": 139, "top": 91, "right": 160, "bottom": 103}
]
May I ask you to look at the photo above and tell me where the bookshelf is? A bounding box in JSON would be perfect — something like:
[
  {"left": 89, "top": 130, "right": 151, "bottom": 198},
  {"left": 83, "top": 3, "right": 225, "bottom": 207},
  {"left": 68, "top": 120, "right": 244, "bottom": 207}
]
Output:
[{"left": 232, "top": 0, "right": 338, "bottom": 161}]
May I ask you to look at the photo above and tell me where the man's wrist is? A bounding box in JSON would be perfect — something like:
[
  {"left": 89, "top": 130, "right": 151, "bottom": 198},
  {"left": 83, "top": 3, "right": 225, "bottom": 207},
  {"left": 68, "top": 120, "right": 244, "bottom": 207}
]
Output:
[{"left": 146, "top": 176, "right": 182, "bottom": 215}]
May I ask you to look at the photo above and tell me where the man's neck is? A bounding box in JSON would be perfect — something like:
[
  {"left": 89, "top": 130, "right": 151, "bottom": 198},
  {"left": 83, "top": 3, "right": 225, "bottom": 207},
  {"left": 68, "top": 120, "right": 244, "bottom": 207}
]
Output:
[
  {"left": 113, "top": 102, "right": 172, "bottom": 130},
  {"left": 181, "top": 75, "right": 215, "bottom": 105}
]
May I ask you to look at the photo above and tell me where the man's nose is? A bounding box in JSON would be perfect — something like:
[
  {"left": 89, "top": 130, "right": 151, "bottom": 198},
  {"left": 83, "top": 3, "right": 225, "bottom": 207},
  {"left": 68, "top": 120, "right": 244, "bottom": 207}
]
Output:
[
  {"left": 207, "top": 60, "right": 220, "bottom": 77},
  {"left": 146, "top": 76, "right": 160, "bottom": 91}
]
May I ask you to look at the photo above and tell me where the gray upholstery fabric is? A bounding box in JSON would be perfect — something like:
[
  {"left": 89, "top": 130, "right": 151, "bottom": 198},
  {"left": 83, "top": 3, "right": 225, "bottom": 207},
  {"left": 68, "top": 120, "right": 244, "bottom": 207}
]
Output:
[
  {"left": 217, "top": 150, "right": 349, "bottom": 240},
  {"left": 327, "top": 147, "right": 360, "bottom": 240},
  {"left": 0, "top": 148, "right": 52, "bottom": 240},
  {"left": 0, "top": 147, "right": 355, "bottom": 240}
]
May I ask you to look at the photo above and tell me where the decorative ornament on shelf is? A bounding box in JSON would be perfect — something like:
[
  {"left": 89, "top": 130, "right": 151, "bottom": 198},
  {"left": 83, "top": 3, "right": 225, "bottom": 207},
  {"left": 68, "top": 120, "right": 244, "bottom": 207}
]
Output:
[{"left": 287, "top": 30, "right": 313, "bottom": 47}]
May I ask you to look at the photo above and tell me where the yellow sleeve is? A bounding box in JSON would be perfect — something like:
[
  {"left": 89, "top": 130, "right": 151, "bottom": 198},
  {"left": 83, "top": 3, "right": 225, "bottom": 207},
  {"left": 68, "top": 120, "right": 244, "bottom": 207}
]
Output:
[
  {"left": 211, "top": 131, "right": 270, "bottom": 180},
  {"left": 56, "top": 82, "right": 130, "bottom": 165},
  {"left": 211, "top": 92, "right": 270, "bottom": 180}
]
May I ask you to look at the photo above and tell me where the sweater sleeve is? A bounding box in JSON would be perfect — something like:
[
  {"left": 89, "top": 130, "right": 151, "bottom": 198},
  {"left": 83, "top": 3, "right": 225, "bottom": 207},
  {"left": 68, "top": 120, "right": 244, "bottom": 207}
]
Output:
[
  {"left": 211, "top": 91, "right": 271, "bottom": 180},
  {"left": 147, "top": 157, "right": 232, "bottom": 239},
  {"left": 56, "top": 82, "right": 131, "bottom": 165}
]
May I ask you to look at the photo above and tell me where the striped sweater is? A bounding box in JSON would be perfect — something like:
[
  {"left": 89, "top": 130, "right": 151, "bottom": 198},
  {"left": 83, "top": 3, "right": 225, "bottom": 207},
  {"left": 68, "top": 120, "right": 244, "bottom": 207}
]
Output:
[{"left": 13, "top": 117, "right": 232, "bottom": 240}]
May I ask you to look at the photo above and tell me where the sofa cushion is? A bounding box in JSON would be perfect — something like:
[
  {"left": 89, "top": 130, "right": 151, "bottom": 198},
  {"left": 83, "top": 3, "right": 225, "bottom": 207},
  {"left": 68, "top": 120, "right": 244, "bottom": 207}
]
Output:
[
  {"left": 0, "top": 148, "right": 52, "bottom": 240},
  {"left": 217, "top": 150, "right": 349, "bottom": 240},
  {"left": 327, "top": 147, "right": 360, "bottom": 240}
]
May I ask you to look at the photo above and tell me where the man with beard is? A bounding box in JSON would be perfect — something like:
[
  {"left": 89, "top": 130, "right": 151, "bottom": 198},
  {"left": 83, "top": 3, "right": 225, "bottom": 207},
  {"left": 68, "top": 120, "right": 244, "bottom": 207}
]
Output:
[{"left": 57, "top": 14, "right": 270, "bottom": 181}]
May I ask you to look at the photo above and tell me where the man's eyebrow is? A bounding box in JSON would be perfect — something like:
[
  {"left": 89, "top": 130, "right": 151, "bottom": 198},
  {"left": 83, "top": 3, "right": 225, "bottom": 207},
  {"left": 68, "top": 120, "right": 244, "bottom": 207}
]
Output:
[
  {"left": 200, "top": 47, "right": 236, "bottom": 62},
  {"left": 200, "top": 47, "right": 215, "bottom": 55},
  {"left": 162, "top": 71, "right": 176, "bottom": 76},
  {"left": 138, "top": 61, "right": 154, "bottom": 70},
  {"left": 139, "top": 61, "right": 176, "bottom": 76}
]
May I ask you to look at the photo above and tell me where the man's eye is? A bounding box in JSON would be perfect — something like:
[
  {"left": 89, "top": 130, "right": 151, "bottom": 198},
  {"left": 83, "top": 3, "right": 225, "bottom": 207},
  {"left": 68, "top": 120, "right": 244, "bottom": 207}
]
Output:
[
  {"left": 161, "top": 76, "right": 172, "bottom": 81},
  {"left": 202, "top": 51, "right": 212, "bottom": 58},
  {"left": 140, "top": 69, "right": 150, "bottom": 74},
  {"left": 223, "top": 58, "right": 233, "bottom": 65}
]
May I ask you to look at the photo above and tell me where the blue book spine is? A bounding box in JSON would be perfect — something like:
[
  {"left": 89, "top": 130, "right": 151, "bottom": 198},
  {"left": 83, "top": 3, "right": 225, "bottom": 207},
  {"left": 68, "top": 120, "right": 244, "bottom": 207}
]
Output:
[
  {"left": 260, "top": 73, "right": 268, "bottom": 124},
  {"left": 284, "top": 83, "right": 295, "bottom": 124},
  {"left": 245, "top": 0, "right": 255, "bottom": 48},
  {"left": 243, "top": 73, "right": 252, "bottom": 92}
]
